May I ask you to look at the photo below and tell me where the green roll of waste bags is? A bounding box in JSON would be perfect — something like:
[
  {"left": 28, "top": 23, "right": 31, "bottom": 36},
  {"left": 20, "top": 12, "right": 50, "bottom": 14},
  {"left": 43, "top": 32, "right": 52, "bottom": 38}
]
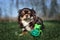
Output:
[{"left": 30, "top": 24, "right": 42, "bottom": 37}]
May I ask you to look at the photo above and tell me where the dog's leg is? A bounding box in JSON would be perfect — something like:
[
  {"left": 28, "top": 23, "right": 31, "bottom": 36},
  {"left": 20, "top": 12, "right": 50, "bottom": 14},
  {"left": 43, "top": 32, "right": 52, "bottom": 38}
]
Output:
[
  {"left": 19, "top": 28, "right": 28, "bottom": 36},
  {"left": 19, "top": 32, "right": 28, "bottom": 36},
  {"left": 25, "top": 25, "right": 31, "bottom": 31}
]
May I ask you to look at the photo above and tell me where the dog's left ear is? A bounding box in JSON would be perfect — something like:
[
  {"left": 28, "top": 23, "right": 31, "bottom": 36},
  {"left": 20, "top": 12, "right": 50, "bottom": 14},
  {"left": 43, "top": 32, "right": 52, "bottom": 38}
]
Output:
[{"left": 31, "top": 8, "right": 36, "bottom": 14}]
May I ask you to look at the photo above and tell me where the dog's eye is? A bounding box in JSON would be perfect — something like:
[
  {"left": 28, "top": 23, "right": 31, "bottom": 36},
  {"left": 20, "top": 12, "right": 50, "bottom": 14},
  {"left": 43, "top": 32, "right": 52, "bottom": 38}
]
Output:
[{"left": 30, "top": 14, "right": 33, "bottom": 16}]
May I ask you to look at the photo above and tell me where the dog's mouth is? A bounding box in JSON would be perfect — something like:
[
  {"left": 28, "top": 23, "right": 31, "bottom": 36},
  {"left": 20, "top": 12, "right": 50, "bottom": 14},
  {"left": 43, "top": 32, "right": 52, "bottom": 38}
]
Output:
[
  {"left": 24, "top": 18, "right": 31, "bottom": 21},
  {"left": 24, "top": 17, "right": 33, "bottom": 21}
]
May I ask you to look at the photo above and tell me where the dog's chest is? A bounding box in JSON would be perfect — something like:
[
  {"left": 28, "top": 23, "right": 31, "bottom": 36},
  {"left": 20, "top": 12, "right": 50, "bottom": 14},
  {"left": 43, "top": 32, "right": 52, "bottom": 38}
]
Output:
[
  {"left": 21, "top": 20, "right": 31, "bottom": 31},
  {"left": 21, "top": 20, "right": 30, "bottom": 27}
]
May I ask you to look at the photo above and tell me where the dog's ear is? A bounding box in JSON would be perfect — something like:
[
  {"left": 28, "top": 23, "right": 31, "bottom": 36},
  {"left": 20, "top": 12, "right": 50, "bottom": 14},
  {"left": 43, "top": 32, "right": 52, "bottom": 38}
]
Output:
[
  {"left": 18, "top": 9, "right": 22, "bottom": 24},
  {"left": 18, "top": 9, "right": 23, "bottom": 17},
  {"left": 18, "top": 9, "right": 22, "bottom": 15},
  {"left": 31, "top": 8, "right": 36, "bottom": 14}
]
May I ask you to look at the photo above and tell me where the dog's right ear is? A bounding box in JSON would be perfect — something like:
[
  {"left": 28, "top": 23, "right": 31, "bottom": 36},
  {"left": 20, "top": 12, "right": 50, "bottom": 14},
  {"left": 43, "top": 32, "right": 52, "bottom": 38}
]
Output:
[
  {"left": 18, "top": 9, "right": 23, "bottom": 17},
  {"left": 18, "top": 9, "right": 22, "bottom": 24},
  {"left": 18, "top": 9, "right": 22, "bottom": 15}
]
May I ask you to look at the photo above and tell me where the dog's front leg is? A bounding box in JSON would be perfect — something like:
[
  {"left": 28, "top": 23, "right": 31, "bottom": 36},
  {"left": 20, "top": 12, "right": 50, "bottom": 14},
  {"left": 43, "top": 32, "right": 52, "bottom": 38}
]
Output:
[{"left": 25, "top": 25, "right": 31, "bottom": 31}]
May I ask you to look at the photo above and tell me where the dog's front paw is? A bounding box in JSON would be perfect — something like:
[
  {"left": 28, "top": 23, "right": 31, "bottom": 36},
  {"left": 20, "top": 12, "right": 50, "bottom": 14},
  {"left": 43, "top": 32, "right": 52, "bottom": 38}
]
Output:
[{"left": 19, "top": 33, "right": 23, "bottom": 36}]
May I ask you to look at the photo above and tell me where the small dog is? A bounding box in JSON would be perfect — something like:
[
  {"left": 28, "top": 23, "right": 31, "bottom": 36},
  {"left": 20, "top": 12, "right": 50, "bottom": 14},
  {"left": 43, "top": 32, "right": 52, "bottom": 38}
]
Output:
[{"left": 18, "top": 8, "right": 44, "bottom": 36}]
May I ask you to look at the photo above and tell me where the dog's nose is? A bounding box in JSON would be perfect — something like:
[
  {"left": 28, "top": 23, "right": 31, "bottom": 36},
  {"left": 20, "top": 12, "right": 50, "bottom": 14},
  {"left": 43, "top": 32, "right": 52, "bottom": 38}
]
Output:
[{"left": 26, "top": 15, "right": 28, "bottom": 17}]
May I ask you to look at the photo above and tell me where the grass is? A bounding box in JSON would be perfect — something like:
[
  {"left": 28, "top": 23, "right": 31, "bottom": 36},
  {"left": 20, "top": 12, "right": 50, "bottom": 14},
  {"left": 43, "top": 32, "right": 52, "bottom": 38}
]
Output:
[{"left": 0, "top": 21, "right": 60, "bottom": 40}]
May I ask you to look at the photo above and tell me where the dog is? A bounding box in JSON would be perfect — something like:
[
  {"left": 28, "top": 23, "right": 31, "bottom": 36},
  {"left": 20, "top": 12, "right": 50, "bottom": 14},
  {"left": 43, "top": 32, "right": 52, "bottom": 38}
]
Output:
[{"left": 18, "top": 8, "right": 44, "bottom": 36}]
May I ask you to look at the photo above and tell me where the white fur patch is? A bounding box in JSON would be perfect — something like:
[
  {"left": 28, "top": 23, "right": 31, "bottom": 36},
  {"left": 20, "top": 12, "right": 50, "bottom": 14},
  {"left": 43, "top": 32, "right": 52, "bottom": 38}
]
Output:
[
  {"left": 21, "top": 17, "right": 33, "bottom": 31},
  {"left": 25, "top": 25, "right": 31, "bottom": 31},
  {"left": 21, "top": 20, "right": 29, "bottom": 27}
]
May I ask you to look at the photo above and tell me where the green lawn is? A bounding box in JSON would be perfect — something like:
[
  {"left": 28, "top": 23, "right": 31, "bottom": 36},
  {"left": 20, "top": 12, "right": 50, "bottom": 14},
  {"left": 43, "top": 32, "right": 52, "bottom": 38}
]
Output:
[{"left": 0, "top": 21, "right": 60, "bottom": 40}]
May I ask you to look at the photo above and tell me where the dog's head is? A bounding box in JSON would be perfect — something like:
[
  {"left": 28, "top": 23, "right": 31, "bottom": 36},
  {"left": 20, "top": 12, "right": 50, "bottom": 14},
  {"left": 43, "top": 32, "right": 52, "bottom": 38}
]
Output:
[{"left": 18, "top": 8, "right": 36, "bottom": 21}]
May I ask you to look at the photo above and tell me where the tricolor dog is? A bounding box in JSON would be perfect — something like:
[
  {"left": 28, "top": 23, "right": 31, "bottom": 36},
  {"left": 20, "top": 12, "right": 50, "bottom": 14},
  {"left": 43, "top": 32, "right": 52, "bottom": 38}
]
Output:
[{"left": 18, "top": 8, "right": 44, "bottom": 36}]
